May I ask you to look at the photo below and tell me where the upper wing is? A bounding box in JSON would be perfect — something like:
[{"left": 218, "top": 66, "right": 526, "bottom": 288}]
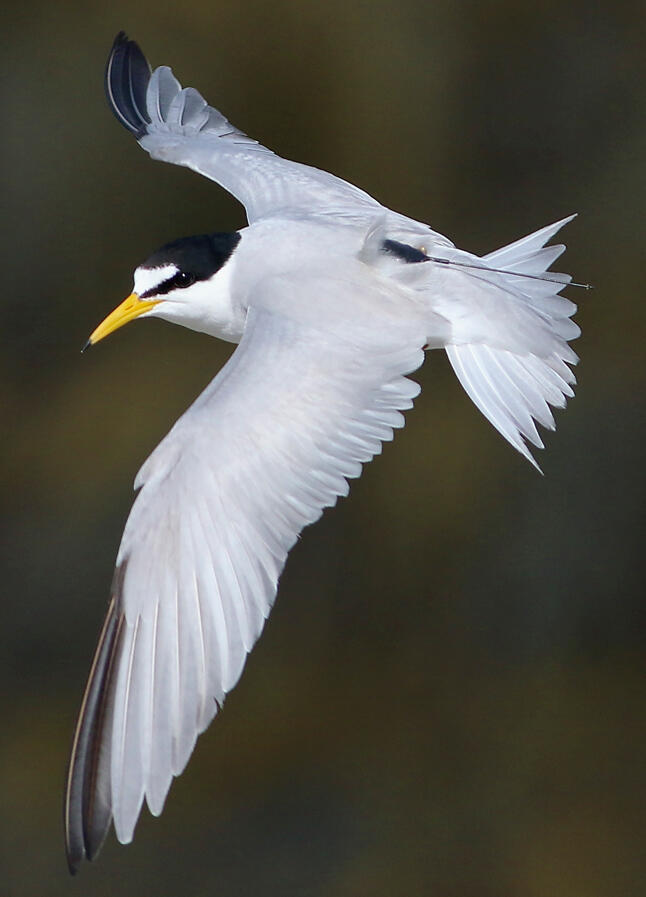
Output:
[
  {"left": 105, "top": 32, "right": 384, "bottom": 224},
  {"left": 65, "top": 282, "right": 425, "bottom": 871}
]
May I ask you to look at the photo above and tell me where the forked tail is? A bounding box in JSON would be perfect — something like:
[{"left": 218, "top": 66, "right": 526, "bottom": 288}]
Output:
[{"left": 444, "top": 216, "right": 582, "bottom": 470}]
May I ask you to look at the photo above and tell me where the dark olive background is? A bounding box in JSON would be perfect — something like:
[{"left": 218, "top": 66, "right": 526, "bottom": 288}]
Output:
[{"left": 2, "top": 1, "right": 645, "bottom": 895}]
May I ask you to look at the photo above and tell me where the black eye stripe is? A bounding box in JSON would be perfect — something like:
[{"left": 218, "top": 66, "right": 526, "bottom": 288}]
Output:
[{"left": 140, "top": 270, "right": 197, "bottom": 298}]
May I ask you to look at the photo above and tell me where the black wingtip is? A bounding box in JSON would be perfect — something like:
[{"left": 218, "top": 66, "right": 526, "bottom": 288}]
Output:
[
  {"left": 64, "top": 596, "right": 123, "bottom": 874},
  {"left": 105, "top": 32, "right": 152, "bottom": 138}
]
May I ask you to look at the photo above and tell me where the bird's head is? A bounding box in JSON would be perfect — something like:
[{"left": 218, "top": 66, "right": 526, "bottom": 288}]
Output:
[{"left": 85, "top": 231, "right": 241, "bottom": 347}]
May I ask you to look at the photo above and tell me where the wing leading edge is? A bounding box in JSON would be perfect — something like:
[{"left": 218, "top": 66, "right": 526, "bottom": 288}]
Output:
[{"left": 104, "top": 32, "right": 384, "bottom": 223}]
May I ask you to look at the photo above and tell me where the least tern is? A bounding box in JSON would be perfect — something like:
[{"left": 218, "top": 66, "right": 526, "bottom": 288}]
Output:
[{"left": 65, "top": 32, "right": 582, "bottom": 872}]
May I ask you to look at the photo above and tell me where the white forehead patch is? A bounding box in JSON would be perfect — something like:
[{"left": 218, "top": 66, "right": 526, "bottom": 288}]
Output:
[{"left": 134, "top": 264, "right": 179, "bottom": 296}]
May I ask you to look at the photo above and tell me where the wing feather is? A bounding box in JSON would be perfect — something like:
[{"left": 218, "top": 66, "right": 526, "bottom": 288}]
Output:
[
  {"left": 64, "top": 596, "right": 124, "bottom": 871},
  {"left": 104, "top": 33, "right": 384, "bottom": 223},
  {"left": 65, "top": 288, "right": 425, "bottom": 866}
]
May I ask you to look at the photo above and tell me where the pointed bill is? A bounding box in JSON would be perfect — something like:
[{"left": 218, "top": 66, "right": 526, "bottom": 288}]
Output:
[{"left": 87, "top": 293, "right": 160, "bottom": 347}]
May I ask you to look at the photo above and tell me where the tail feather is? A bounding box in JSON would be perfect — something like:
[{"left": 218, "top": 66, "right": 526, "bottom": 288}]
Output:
[
  {"left": 483, "top": 215, "right": 576, "bottom": 266},
  {"left": 447, "top": 344, "right": 545, "bottom": 469},
  {"left": 445, "top": 217, "right": 580, "bottom": 469},
  {"left": 501, "top": 243, "right": 565, "bottom": 275}
]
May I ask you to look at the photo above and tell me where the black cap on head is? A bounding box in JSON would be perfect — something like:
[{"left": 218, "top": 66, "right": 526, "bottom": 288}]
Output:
[{"left": 138, "top": 232, "right": 241, "bottom": 297}]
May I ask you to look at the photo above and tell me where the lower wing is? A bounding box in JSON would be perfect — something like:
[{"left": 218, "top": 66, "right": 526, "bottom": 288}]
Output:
[{"left": 65, "top": 277, "right": 426, "bottom": 871}]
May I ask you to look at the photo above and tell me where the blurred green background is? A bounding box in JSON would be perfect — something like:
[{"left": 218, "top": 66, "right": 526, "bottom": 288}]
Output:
[{"left": 2, "top": 1, "right": 645, "bottom": 894}]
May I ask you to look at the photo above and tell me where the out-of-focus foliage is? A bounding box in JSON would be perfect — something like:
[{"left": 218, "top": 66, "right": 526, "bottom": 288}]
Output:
[{"left": 1, "top": 1, "right": 644, "bottom": 894}]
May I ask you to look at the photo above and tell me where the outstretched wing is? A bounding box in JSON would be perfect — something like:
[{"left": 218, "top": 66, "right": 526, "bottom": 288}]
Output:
[
  {"left": 64, "top": 275, "right": 426, "bottom": 871},
  {"left": 105, "top": 32, "right": 383, "bottom": 224}
]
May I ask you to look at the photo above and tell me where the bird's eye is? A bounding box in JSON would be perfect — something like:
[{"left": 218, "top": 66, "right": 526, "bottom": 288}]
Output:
[{"left": 175, "top": 272, "right": 196, "bottom": 288}]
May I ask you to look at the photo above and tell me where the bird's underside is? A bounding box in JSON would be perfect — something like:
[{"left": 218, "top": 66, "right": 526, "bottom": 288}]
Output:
[{"left": 64, "top": 32, "right": 582, "bottom": 872}]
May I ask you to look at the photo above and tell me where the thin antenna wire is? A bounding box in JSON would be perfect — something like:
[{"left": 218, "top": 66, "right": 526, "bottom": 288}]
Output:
[{"left": 427, "top": 256, "right": 592, "bottom": 290}]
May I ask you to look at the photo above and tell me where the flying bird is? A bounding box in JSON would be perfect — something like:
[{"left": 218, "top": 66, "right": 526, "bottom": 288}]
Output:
[{"left": 64, "top": 31, "right": 582, "bottom": 872}]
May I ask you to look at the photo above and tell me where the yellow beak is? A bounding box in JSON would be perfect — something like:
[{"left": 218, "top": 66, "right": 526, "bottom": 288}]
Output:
[{"left": 84, "top": 292, "right": 161, "bottom": 349}]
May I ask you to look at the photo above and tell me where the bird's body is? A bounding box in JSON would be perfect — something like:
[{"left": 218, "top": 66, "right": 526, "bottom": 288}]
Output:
[{"left": 65, "top": 33, "right": 582, "bottom": 872}]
